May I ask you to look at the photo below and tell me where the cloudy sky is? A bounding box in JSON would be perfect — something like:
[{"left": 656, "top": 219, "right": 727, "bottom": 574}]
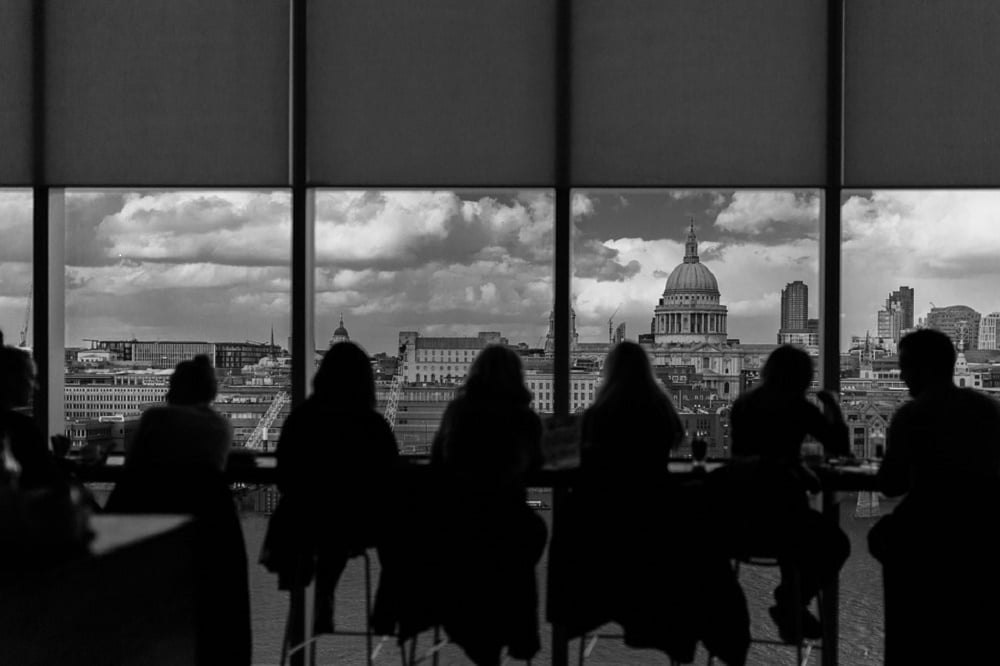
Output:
[{"left": 1, "top": 188, "right": 999, "bottom": 355}]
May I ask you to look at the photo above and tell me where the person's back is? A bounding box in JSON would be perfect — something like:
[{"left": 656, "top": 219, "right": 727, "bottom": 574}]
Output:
[
  {"left": 879, "top": 385, "right": 1000, "bottom": 499},
  {"left": 127, "top": 404, "right": 231, "bottom": 473},
  {"left": 870, "top": 330, "right": 1000, "bottom": 663},
  {"left": 426, "top": 345, "right": 546, "bottom": 664}
]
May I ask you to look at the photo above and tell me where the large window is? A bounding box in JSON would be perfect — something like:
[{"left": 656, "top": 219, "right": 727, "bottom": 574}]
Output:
[
  {"left": 314, "top": 190, "right": 554, "bottom": 452},
  {"left": 63, "top": 190, "right": 291, "bottom": 454},
  {"left": 572, "top": 190, "right": 821, "bottom": 458}
]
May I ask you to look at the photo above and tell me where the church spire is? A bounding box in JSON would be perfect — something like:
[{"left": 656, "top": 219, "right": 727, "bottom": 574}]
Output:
[{"left": 683, "top": 218, "right": 700, "bottom": 263}]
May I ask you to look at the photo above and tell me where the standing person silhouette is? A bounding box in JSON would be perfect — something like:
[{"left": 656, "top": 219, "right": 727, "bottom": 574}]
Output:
[
  {"left": 727, "top": 345, "right": 850, "bottom": 643},
  {"left": 549, "top": 341, "right": 749, "bottom": 665},
  {"left": 428, "top": 344, "right": 546, "bottom": 665},
  {"left": 869, "top": 329, "right": 1000, "bottom": 664}
]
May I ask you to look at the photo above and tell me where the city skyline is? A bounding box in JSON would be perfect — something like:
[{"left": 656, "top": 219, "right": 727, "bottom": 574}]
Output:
[{"left": 4, "top": 189, "right": 1000, "bottom": 354}]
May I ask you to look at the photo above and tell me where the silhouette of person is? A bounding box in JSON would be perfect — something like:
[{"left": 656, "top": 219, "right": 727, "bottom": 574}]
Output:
[
  {"left": 268, "top": 341, "right": 399, "bottom": 635},
  {"left": 124, "top": 354, "right": 232, "bottom": 472},
  {"left": 106, "top": 354, "right": 250, "bottom": 666},
  {"left": 0, "top": 332, "right": 57, "bottom": 490},
  {"left": 725, "top": 344, "right": 850, "bottom": 643},
  {"left": 869, "top": 329, "right": 1000, "bottom": 664},
  {"left": 427, "top": 344, "right": 547, "bottom": 665},
  {"left": 549, "top": 341, "right": 749, "bottom": 665}
]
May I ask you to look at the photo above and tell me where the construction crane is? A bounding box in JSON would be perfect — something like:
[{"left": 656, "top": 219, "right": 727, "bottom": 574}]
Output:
[
  {"left": 608, "top": 304, "right": 621, "bottom": 344},
  {"left": 19, "top": 283, "right": 31, "bottom": 348}
]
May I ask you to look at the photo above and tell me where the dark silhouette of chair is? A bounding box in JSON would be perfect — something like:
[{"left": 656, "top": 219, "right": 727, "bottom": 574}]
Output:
[{"left": 279, "top": 550, "right": 394, "bottom": 666}]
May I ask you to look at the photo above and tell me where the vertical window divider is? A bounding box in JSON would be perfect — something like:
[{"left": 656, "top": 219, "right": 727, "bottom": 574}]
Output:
[
  {"left": 290, "top": 0, "right": 312, "bottom": 411},
  {"left": 819, "top": 2, "right": 845, "bottom": 665},
  {"left": 30, "top": 0, "right": 51, "bottom": 438},
  {"left": 821, "top": 0, "right": 845, "bottom": 396},
  {"left": 553, "top": 0, "right": 571, "bottom": 422},
  {"left": 288, "top": 2, "right": 310, "bottom": 665}
]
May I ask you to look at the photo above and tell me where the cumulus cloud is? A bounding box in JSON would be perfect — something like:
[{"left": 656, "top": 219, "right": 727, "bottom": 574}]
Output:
[
  {"left": 714, "top": 191, "right": 820, "bottom": 238},
  {"left": 840, "top": 190, "right": 1000, "bottom": 341}
]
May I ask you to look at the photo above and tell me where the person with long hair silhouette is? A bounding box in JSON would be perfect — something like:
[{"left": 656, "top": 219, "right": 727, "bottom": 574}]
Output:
[
  {"left": 550, "top": 341, "right": 749, "bottom": 664},
  {"left": 269, "top": 341, "right": 399, "bottom": 638},
  {"left": 427, "top": 344, "right": 546, "bottom": 665}
]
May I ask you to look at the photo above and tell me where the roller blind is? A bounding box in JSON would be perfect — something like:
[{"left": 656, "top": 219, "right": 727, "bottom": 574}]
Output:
[
  {"left": 46, "top": 0, "right": 289, "bottom": 186},
  {"left": 0, "top": 0, "right": 33, "bottom": 185},
  {"left": 308, "top": 0, "right": 557, "bottom": 187},
  {"left": 572, "top": 0, "right": 827, "bottom": 187},
  {"left": 845, "top": 0, "right": 1000, "bottom": 186}
]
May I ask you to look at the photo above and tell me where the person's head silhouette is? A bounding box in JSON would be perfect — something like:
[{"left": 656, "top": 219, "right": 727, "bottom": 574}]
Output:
[
  {"left": 462, "top": 345, "right": 531, "bottom": 406},
  {"left": 898, "top": 329, "right": 956, "bottom": 396},
  {"left": 0, "top": 330, "right": 37, "bottom": 410},
  {"left": 166, "top": 355, "right": 217, "bottom": 406},
  {"left": 595, "top": 340, "right": 661, "bottom": 405},
  {"left": 761, "top": 345, "right": 814, "bottom": 394},
  {"left": 313, "top": 341, "right": 375, "bottom": 409}
]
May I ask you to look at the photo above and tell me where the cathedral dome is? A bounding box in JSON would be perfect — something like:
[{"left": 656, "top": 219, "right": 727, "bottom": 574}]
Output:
[
  {"left": 662, "top": 223, "right": 719, "bottom": 295},
  {"left": 664, "top": 261, "right": 719, "bottom": 294}
]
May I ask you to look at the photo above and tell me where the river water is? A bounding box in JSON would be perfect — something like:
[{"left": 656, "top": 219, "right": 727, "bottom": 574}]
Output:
[{"left": 241, "top": 491, "right": 891, "bottom": 666}]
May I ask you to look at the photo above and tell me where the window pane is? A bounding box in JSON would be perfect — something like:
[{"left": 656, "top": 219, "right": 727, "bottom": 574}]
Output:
[
  {"left": 63, "top": 190, "right": 291, "bottom": 457},
  {"left": 0, "top": 0, "right": 32, "bottom": 185},
  {"left": 0, "top": 191, "right": 33, "bottom": 349},
  {"left": 314, "top": 190, "right": 554, "bottom": 454},
  {"left": 308, "top": 1, "right": 556, "bottom": 186},
  {"left": 845, "top": 1, "right": 1000, "bottom": 186},
  {"left": 46, "top": 0, "right": 289, "bottom": 186},
  {"left": 841, "top": 189, "right": 1000, "bottom": 404},
  {"left": 572, "top": 189, "right": 822, "bottom": 455},
  {"left": 840, "top": 189, "right": 1000, "bottom": 663},
  {"left": 572, "top": 1, "right": 827, "bottom": 186}
]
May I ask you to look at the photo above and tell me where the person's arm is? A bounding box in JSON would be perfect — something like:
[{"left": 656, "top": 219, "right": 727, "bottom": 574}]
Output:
[
  {"left": 813, "top": 390, "right": 850, "bottom": 458},
  {"left": 274, "top": 408, "right": 301, "bottom": 495},
  {"left": 877, "top": 408, "right": 913, "bottom": 497}
]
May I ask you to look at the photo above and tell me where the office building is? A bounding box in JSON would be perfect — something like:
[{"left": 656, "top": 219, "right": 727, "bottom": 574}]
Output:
[
  {"left": 979, "top": 312, "right": 1000, "bottom": 350},
  {"left": 927, "top": 305, "right": 982, "bottom": 350},
  {"left": 780, "top": 281, "right": 809, "bottom": 331}
]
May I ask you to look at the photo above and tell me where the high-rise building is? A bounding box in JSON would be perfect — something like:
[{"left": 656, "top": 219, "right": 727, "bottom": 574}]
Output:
[
  {"left": 877, "top": 286, "right": 914, "bottom": 343},
  {"left": 979, "top": 312, "right": 1000, "bottom": 350},
  {"left": 890, "top": 286, "right": 914, "bottom": 331},
  {"left": 780, "top": 281, "right": 808, "bottom": 331},
  {"left": 926, "top": 305, "right": 982, "bottom": 350}
]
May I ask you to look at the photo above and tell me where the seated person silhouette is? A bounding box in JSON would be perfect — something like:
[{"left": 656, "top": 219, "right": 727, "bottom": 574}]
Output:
[
  {"left": 725, "top": 345, "right": 850, "bottom": 643},
  {"left": 267, "top": 341, "right": 398, "bottom": 636},
  {"left": 548, "top": 341, "right": 749, "bottom": 665},
  {"left": 106, "top": 354, "right": 250, "bottom": 666},
  {"left": 869, "top": 329, "right": 1000, "bottom": 664},
  {"left": 0, "top": 332, "right": 58, "bottom": 490},
  {"left": 427, "top": 345, "right": 546, "bottom": 666}
]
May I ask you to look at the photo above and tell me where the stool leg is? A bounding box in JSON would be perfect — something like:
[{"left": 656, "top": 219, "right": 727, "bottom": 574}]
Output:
[
  {"left": 433, "top": 625, "right": 441, "bottom": 666},
  {"left": 364, "top": 551, "right": 374, "bottom": 666}
]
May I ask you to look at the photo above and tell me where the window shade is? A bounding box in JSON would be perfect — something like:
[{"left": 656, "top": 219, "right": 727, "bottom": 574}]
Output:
[
  {"left": 46, "top": 0, "right": 289, "bottom": 186},
  {"left": 572, "top": 0, "right": 827, "bottom": 187},
  {"left": 308, "top": 0, "right": 557, "bottom": 187},
  {"left": 845, "top": 0, "right": 1000, "bottom": 186}
]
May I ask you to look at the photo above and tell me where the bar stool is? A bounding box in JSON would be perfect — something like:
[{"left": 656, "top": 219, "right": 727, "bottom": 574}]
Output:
[
  {"left": 281, "top": 550, "right": 406, "bottom": 666},
  {"left": 709, "top": 556, "right": 822, "bottom": 666},
  {"left": 576, "top": 631, "right": 681, "bottom": 666}
]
